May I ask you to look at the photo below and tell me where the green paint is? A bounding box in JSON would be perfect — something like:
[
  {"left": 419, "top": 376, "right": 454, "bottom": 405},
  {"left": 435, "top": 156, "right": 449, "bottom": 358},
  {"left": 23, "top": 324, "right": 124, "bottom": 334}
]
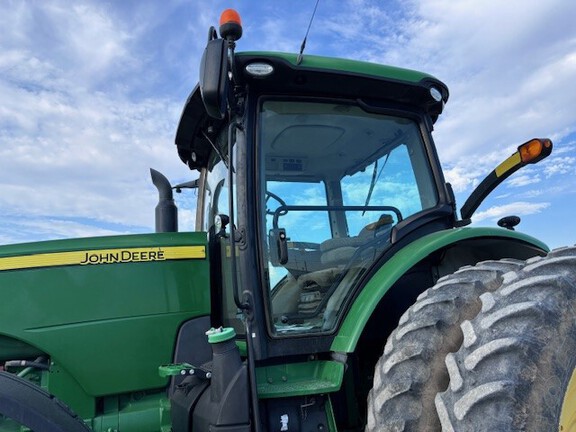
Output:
[
  {"left": 207, "top": 327, "right": 236, "bottom": 344},
  {"left": 325, "top": 397, "right": 338, "bottom": 432},
  {"left": 256, "top": 360, "right": 344, "bottom": 399},
  {"left": 89, "top": 391, "right": 171, "bottom": 432},
  {"left": 0, "top": 335, "right": 42, "bottom": 361},
  {"left": 236, "top": 340, "right": 247, "bottom": 357},
  {"left": 41, "top": 362, "right": 96, "bottom": 418},
  {"left": 332, "top": 227, "right": 548, "bottom": 353},
  {"left": 0, "top": 231, "right": 200, "bottom": 256},
  {"left": 0, "top": 232, "right": 210, "bottom": 409},
  {"left": 158, "top": 363, "right": 193, "bottom": 378},
  {"left": 238, "top": 51, "right": 440, "bottom": 84}
]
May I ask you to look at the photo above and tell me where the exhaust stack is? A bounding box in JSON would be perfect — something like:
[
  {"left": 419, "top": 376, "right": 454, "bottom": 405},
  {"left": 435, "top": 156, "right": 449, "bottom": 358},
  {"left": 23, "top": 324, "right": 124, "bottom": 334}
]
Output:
[{"left": 150, "top": 168, "right": 178, "bottom": 233}]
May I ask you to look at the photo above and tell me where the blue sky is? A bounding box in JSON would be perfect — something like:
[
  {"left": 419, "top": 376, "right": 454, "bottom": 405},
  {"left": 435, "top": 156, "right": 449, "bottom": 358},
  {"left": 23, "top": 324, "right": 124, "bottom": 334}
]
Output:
[{"left": 1, "top": 0, "right": 575, "bottom": 249}]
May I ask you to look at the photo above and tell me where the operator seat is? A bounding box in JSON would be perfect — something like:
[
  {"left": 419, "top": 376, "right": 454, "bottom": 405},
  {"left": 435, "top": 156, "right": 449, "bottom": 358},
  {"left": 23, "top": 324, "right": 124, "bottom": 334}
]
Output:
[
  {"left": 319, "top": 214, "right": 394, "bottom": 265},
  {"left": 271, "top": 214, "right": 394, "bottom": 320}
]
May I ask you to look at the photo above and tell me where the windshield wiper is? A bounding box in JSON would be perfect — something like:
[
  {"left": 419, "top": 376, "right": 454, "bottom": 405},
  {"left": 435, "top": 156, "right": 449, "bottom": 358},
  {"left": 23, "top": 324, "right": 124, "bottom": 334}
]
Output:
[
  {"left": 362, "top": 153, "right": 390, "bottom": 215},
  {"left": 202, "top": 129, "right": 228, "bottom": 169}
]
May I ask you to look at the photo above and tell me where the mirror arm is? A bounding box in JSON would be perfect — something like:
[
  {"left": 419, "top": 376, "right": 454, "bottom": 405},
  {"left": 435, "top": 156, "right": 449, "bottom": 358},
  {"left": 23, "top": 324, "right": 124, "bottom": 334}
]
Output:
[{"left": 460, "top": 138, "right": 552, "bottom": 221}]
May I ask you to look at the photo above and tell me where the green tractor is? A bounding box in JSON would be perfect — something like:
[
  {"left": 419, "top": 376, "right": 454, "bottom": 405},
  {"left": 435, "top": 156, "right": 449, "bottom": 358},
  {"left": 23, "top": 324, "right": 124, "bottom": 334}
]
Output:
[{"left": 1, "top": 9, "right": 575, "bottom": 432}]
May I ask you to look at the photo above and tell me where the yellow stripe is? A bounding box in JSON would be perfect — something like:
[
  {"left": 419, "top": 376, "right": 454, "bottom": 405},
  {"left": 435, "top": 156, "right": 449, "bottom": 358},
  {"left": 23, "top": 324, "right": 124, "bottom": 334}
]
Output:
[
  {"left": 0, "top": 245, "right": 205, "bottom": 272},
  {"left": 495, "top": 152, "right": 521, "bottom": 177},
  {"left": 162, "top": 246, "right": 206, "bottom": 260}
]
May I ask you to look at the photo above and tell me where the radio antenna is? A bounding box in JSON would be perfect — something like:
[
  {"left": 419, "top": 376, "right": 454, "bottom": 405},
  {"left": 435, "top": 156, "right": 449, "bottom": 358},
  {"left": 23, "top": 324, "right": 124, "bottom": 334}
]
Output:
[{"left": 296, "top": 0, "right": 320, "bottom": 65}]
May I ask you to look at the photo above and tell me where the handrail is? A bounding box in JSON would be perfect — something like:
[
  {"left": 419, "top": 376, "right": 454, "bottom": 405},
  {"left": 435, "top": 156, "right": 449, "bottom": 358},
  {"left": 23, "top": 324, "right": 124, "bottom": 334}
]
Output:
[{"left": 272, "top": 205, "right": 402, "bottom": 228}]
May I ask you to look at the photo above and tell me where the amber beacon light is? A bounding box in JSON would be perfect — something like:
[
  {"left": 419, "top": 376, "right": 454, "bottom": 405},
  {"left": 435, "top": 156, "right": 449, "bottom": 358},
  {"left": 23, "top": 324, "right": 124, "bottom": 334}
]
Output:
[{"left": 219, "top": 9, "right": 242, "bottom": 41}]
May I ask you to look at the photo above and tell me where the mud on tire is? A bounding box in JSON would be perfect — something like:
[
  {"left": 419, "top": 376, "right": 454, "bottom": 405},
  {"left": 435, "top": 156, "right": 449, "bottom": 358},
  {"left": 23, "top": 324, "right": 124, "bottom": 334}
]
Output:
[
  {"left": 435, "top": 246, "right": 576, "bottom": 432},
  {"left": 366, "top": 259, "right": 524, "bottom": 432}
]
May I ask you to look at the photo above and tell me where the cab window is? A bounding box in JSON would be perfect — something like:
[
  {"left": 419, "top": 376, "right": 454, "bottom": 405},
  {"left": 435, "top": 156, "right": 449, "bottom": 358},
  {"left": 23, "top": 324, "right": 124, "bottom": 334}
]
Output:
[{"left": 259, "top": 99, "right": 438, "bottom": 335}]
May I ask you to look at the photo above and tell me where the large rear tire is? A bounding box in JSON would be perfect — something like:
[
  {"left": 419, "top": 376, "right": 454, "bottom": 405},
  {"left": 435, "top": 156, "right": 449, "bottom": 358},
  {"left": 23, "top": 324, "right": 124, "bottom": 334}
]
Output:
[
  {"left": 0, "top": 371, "right": 91, "bottom": 432},
  {"left": 435, "top": 246, "right": 576, "bottom": 432},
  {"left": 366, "top": 259, "right": 524, "bottom": 431}
]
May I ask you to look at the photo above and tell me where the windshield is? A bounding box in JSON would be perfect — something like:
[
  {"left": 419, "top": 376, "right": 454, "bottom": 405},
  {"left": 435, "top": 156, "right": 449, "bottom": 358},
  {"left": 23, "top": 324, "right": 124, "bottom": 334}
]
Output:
[{"left": 259, "top": 99, "right": 438, "bottom": 335}]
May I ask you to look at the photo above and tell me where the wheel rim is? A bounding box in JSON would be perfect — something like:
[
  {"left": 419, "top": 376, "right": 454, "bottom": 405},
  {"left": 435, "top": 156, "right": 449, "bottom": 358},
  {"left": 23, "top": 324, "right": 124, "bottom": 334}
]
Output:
[{"left": 560, "top": 367, "right": 576, "bottom": 431}]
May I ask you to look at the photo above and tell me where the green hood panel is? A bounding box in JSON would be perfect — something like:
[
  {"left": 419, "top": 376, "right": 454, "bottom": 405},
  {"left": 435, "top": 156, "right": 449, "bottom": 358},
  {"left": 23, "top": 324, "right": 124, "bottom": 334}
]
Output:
[
  {"left": 331, "top": 227, "right": 548, "bottom": 353},
  {"left": 0, "top": 232, "right": 210, "bottom": 396}
]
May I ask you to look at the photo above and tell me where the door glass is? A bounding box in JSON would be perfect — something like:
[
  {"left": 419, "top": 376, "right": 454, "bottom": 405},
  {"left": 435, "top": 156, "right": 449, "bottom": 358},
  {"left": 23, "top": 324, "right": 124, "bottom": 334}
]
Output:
[
  {"left": 259, "top": 100, "right": 438, "bottom": 335},
  {"left": 265, "top": 180, "right": 330, "bottom": 288},
  {"left": 202, "top": 125, "right": 244, "bottom": 334}
]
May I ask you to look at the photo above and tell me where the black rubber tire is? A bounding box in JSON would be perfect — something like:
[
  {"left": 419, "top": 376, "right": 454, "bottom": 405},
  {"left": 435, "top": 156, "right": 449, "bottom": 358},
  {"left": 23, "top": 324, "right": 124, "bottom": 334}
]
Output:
[
  {"left": 0, "top": 371, "right": 91, "bottom": 432},
  {"left": 435, "top": 246, "right": 576, "bottom": 432},
  {"left": 366, "top": 259, "right": 524, "bottom": 431}
]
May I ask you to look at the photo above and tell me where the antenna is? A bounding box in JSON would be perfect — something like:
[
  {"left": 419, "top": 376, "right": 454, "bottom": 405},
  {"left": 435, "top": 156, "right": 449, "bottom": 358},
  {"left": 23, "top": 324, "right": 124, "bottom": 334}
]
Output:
[{"left": 297, "top": 0, "right": 320, "bottom": 65}]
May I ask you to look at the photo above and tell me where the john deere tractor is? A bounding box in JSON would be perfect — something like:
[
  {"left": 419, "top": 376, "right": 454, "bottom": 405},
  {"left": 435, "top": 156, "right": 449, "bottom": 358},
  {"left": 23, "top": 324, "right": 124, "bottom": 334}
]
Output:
[{"left": 1, "top": 9, "right": 574, "bottom": 432}]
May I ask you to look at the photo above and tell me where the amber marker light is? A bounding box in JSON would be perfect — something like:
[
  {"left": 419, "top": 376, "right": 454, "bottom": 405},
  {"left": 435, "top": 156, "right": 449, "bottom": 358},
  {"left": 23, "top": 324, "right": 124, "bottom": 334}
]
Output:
[
  {"left": 460, "top": 137, "right": 553, "bottom": 221},
  {"left": 519, "top": 138, "right": 552, "bottom": 164}
]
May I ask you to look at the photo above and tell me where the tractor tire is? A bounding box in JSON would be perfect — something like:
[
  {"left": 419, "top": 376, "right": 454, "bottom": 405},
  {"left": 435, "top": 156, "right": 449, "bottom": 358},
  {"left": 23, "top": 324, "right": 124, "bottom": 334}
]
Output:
[
  {"left": 0, "top": 371, "right": 91, "bottom": 432},
  {"left": 435, "top": 246, "right": 576, "bottom": 432},
  {"left": 366, "top": 259, "right": 524, "bottom": 432}
]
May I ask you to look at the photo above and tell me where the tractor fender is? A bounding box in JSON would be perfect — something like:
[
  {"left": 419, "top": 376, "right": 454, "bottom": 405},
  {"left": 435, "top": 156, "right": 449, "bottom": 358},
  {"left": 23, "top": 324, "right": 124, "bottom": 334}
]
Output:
[
  {"left": 330, "top": 226, "right": 548, "bottom": 353},
  {"left": 0, "top": 334, "right": 44, "bottom": 363}
]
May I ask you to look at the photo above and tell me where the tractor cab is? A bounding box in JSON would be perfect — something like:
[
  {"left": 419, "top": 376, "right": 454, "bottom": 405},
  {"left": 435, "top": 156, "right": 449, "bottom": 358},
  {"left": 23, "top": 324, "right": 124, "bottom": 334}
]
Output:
[{"left": 175, "top": 11, "right": 454, "bottom": 361}]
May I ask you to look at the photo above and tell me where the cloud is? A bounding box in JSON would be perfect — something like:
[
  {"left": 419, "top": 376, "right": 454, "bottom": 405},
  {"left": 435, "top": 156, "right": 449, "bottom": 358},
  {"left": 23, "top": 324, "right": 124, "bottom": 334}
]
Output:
[
  {"left": 553, "top": 141, "right": 576, "bottom": 155},
  {"left": 444, "top": 165, "right": 480, "bottom": 193},
  {"left": 544, "top": 156, "right": 576, "bottom": 177},
  {"left": 313, "top": 1, "right": 576, "bottom": 168},
  {"left": 0, "top": 3, "right": 137, "bottom": 90},
  {"left": 178, "top": 208, "right": 197, "bottom": 232},
  {"left": 0, "top": 0, "right": 574, "bottom": 249},
  {"left": 507, "top": 174, "right": 541, "bottom": 188},
  {"left": 280, "top": 2, "right": 576, "bottom": 253},
  {"left": 517, "top": 189, "right": 544, "bottom": 199},
  {"left": 0, "top": 216, "right": 132, "bottom": 245},
  {"left": 473, "top": 201, "right": 550, "bottom": 223},
  {"left": 0, "top": 86, "right": 185, "bottom": 221},
  {"left": 0, "top": 1, "right": 204, "bottom": 245}
]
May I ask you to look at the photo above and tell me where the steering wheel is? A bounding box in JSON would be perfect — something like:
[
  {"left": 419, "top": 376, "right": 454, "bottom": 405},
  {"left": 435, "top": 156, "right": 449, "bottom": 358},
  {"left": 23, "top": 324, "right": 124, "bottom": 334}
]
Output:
[{"left": 265, "top": 191, "right": 288, "bottom": 216}]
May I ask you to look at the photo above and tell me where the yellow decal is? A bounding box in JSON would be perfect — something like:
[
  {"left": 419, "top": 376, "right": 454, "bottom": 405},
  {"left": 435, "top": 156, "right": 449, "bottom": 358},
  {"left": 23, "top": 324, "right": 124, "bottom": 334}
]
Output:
[
  {"left": 225, "top": 245, "right": 241, "bottom": 258},
  {"left": 495, "top": 152, "right": 521, "bottom": 178},
  {"left": 0, "top": 246, "right": 205, "bottom": 272}
]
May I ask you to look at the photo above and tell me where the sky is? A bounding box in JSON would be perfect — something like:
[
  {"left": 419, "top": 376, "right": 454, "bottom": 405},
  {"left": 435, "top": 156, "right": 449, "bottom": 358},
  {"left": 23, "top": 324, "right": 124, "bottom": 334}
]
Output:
[{"left": 1, "top": 0, "right": 575, "bottom": 249}]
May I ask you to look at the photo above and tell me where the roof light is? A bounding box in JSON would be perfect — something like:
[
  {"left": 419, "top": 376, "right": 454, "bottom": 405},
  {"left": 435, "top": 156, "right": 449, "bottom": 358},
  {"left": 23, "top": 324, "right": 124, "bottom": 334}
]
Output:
[
  {"left": 430, "top": 87, "right": 442, "bottom": 102},
  {"left": 245, "top": 62, "right": 274, "bottom": 77},
  {"left": 219, "top": 9, "right": 242, "bottom": 41}
]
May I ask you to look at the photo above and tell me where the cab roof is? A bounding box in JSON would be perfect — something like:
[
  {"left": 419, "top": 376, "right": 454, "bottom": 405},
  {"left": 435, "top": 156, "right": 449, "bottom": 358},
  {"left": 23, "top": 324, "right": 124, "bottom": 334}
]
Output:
[
  {"left": 239, "top": 51, "right": 445, "bottom": 88},
  {"left": 175, "top": 51, "right": 449, "bottom": 170}
]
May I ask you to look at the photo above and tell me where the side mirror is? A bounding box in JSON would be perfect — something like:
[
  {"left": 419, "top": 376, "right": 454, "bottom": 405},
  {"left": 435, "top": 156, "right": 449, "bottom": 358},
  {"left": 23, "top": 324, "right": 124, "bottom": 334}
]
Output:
[
  {"left": 199, "top": 33, "right": 228, "bottom": 119},
  {"left": 199, "top": 11, "right": 243, "bottom": 120},
  {"left": 172, "top": 179, "right": 199, "bottom": 193}
]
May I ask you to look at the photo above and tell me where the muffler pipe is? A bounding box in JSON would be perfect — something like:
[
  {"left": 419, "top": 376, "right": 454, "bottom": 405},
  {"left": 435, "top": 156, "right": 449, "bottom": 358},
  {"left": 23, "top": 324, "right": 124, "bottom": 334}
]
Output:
[{"left": 150, "top": 168, "right": 178, "bottom": 233}]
